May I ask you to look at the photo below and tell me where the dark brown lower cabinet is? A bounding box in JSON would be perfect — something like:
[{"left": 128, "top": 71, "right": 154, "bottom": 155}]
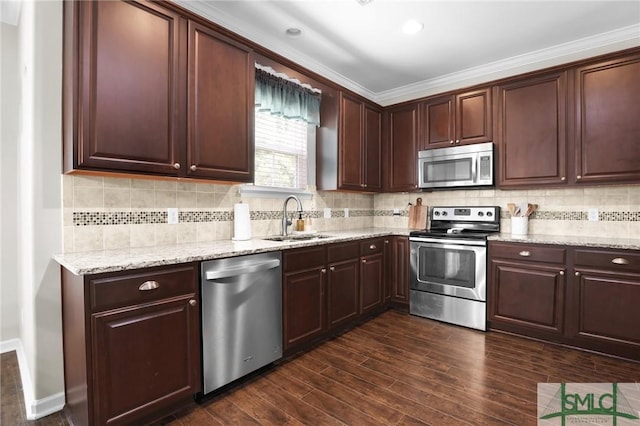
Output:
[
  {"left": 489, "top": 241, "right": 640, "bottom": 360},
  {"left": 283, "top": 246, "right": 327, "bottom": 354},
  {"left": 567, "top": 249, "right": 640, "bottom": 360},
  {"left": 388, "top": 236, "right": 409, "bottom": 309},
  {"left": 360, "top": 239, "right": 385, "bottom": 315},
  {"left": 61, "top": 263, "right": 201, "bottom": 426},
  {"left": 327, "top": 242, "right": 360, "bottom": 330}
]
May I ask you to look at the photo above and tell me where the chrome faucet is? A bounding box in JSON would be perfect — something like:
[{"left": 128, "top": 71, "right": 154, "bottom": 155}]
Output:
[{"left": 281, "top": 195, "right": 303, "bottom": 236}]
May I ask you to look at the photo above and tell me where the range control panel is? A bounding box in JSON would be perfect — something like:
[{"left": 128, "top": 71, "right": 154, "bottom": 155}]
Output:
[{"left": 430, "top": 206, "right": 500, "bottom": 223}]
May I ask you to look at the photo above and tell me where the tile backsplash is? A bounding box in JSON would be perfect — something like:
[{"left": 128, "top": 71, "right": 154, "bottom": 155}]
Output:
[{"left": 62, "top": 174, "right": 640, "bottom": 253}]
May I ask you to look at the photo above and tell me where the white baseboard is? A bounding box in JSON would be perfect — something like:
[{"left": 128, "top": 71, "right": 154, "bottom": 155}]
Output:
[{"left": 0, "top": 338, "right": 66, "bottom": 420}]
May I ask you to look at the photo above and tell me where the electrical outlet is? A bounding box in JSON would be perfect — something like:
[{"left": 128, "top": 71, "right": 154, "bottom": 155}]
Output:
[
  {"left": 588, "top": 208, "right": 599, "bottom": 222},
  {"left": 167, "top": 208, "right": 179, "bottom": 224},
  {"left": 393, "top": 208, "right": 400, "bottom": 216},
  {"left": 324, "top": 208, "right": 331, "bottom": 219},
  {"left": 344, "top": 208, "right": 349, "bottom": 218}
]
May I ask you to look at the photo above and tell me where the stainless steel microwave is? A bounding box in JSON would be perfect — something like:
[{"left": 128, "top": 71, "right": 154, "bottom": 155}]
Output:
[{"left": 418, "top": 142, "right": 494, "bottom": 189}]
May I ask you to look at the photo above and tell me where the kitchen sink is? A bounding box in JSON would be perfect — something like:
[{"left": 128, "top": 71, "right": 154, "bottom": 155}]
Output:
[{"left": 262, "top": 234, "right": 334, "bottom": 242}]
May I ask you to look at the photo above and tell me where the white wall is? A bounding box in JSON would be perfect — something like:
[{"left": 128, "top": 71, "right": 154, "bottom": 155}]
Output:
[
  {"left": 1, "top": 22, "right": 21, "bottom": 344},
  {"left": 1, "top": 0, "right": 65, "bottom": 419}
]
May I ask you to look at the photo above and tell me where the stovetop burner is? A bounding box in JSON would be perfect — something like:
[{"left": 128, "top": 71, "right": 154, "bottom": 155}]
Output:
[{"left": 410, "top": 206, "right": 501, "bottom": 240}]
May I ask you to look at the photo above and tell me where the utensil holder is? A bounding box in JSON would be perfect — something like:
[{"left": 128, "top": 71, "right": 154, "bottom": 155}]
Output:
[{"left": 511, "top": 216, "right": 528, "bottom": 236}]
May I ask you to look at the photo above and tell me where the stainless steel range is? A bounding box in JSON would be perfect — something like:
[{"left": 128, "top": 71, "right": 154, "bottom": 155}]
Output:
[{"left": 409, "top": 206, "right": 500, "bottom": 331}]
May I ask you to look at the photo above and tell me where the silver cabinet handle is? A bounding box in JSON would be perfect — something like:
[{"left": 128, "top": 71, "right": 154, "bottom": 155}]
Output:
[
  {"left": 384, "top": 240, "right": 389, "bottom": 244},
  {"left": 455, "top": 139, "right": 460, "bottom": 144},
  {"left": 190, "top": 165, "right": 197, "bottom": 172},
  {"left": 139, "top": 280, "right": 159, "bottom": 291},
  {"left": 576, "top": 175, "right": 582, "bottom": 180},
  {"left": 611, "top": 257, "right": 629, "bottom": 265},
  {"left": 321, "top": 268, "right": 327, "bottom": 274},
  {"left": 362, "top": 259, "right": 367, "bottom": 264},
  {"left": 561, "top": 177, "right": 566, "bottom": 181},
  {"left": 559, "top": 271, "right": 564, "bottom": 276},
  {"left": 330, "top": 266, "right": 335, "bottom": 271},
  {"left": 519, "top": 251, "right": 530, "bottom": 257},
  {"left": 189, "top": 299, "right": 197, "bottom": 307},
  {"left": 450, "top": 140, "right": 454, "bottom": 144},
  {"left": 575, "top": 272, "right": 580, "bottom": 277},
  {"left": 369, "top": 244, "right": 377, "bottom": 250},
  {"left": 173, "top": 163, "right": 180, "bottom": 170}
]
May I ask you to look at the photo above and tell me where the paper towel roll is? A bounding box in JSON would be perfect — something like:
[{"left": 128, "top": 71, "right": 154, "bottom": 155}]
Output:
[{"left": 232, "top": 203, "right": 252, "bottom": 241}]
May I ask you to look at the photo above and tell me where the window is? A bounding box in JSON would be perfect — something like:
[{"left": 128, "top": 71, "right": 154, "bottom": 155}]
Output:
[
  {"left": 254, "top": 111, "right": 308, "bottom": 189},
  {"left": 248, "top": 66, "right": 321, "bottom": 193}
]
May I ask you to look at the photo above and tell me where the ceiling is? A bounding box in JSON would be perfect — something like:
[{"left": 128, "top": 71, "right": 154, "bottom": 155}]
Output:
[{"left": 175, "top": 0, "right": 640, "bottom": 106}]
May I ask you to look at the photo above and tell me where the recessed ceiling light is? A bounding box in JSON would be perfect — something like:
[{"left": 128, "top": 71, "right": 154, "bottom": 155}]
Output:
[
  {"left": 285, "top": 27, "right": 302, "bottom": 38},
  {"left": 402, "top": 20, "right": 424, "bottom": 35}
]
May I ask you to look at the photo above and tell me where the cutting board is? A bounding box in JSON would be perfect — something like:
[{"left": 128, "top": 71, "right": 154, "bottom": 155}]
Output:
[{"left": 408, "top": 198, "right": 427, "bottom": 229}]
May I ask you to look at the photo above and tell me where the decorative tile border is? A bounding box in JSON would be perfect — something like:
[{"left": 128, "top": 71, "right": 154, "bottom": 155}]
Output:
[
  {"left": 73, "top": 209, "right": 373, "bottom": 226},
  {"left": 502, "top": 211, "right": 640, "bottom": 221}
]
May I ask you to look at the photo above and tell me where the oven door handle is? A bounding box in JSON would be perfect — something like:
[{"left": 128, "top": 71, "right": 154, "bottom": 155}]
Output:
[{"left": 409, "top": 237, "right": 486, "bottom": 247}]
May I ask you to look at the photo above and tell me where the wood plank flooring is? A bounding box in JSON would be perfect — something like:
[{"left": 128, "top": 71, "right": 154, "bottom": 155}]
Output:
[
  {"left": 2, "top": 310, "right": 638, "bottom": 425},
  {"left": 165, "top": 310, "right": 639, "bottom": 426}
]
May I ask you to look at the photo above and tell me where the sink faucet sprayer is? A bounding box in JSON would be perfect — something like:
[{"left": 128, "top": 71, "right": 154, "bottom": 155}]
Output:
[{"left": 281, "top": 195, "right": 303, "bottom": 236}]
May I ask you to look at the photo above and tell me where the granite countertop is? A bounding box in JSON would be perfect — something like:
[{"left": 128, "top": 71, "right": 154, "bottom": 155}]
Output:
[
  {"left": 54, "top": 228, "right": 411, "bottom": 275},
  {"left": 488, "top": 233, "right": 640, "bottom": 251}
]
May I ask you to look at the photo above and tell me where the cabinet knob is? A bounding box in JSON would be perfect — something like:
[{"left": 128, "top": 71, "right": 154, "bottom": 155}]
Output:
[
  {"left": 139, "top": 280, "right": 159, "bottom": 291},
  {"left": 576, "top": 175, "right": 582, "bottom": 180},
  {"left": 173, "top": 163, "right": 181, "bottom": 170},
  {"left": 369, "top": 244, "right": 377, "bottom": 250},
  {"left": 575, "top": 272, "right": 580, "bottom": 277},
  {"left": 189, "top": 299, "right": 197, "bottom": 307},
  {"left": 611, "top": 257, "right": 630, "bottom": 265},
  {"left": 190, "top": 165, "right": 197, "bottom": 172},
  {"left": 321, "top": 268, "right": 327, "bottom": 274},
  {"left": 561, "top": 177, "right": 566, "bottom": 181},
  {"left": 559, "top": 271, "right": 564, "bottom": 276},
  {"left": 518, "top": 251, "right": 530, "bottom": 257},
  {"left": 450, "top": 140, "right": 454, "bottom": 145},
  {"left": 455, "top": 139, "right": 460, "bottom": 144},
  {"left": 362, "top": 259, "right": 367, "bottom": 264},
  {"left": 330, "top": 266, "right": 335, "bottom": 271},
  {"left": 385, "top": 240, "right": 389, "bottom": 244}
]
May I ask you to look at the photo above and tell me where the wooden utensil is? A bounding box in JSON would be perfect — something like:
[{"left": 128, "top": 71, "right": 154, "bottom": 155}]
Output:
[{"left": 408, "top": 197, "right": 428, "bottom": 229}]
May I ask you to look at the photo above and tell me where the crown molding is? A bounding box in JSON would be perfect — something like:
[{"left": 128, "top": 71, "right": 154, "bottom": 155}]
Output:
[{"left": 175, "top": 0, "right": 640, "bottom": 107}]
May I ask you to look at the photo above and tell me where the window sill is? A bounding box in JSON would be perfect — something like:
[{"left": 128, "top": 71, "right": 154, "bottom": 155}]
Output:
[{"left": 239, "top": 185, "right": 314, "bottom": 199}]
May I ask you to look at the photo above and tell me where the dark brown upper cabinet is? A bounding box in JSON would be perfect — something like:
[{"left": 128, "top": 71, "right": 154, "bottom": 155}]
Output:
[
  {"left": 385, "top": 103, "right": 419, "bottom": 192},
  {"left": 573, "top": 52, "right": 640, "bottom": 185},
  {"left": 496, "top": 71, "right": 568, "bottom": 187},
  {"left": 420, "top": 88, "right": 492, "bottom": 149},
  {"left": 187, "top": 21, "right": 254, "bottom": 181},
  {"left": 318, "top": 92, "right": 382, "bottom": 191},
  {"left": 63, "top": 0, "right": 254, "bottom": 182}
]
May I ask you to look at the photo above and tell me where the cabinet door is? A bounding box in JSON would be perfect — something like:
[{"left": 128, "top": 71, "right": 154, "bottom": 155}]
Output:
[
  {"left": 73, "top": 0, "right": 185, "bottom": 175},
  {"left": 574, "top": 53, "right": 640, "bottom": 184},
  {"left": 390, "top": 237, "right": 409, "bottom": 306},
  {"left": 568, "top": 269, "right": 640, "bottom": 360},
  {"left": 421, "top": 96, "right": 454, "bottom": 149},
  {"left": 91, "top": 296, "right": 200, "bottom": 425},
  {"left": 283, "top": 268, "right": 326, "bottom": 352},
  {"left": 187, "top": 21, "right": 254, "bottom": 182},
  {"left": 360, "top": 253, "right": 384, "bottom": 314},
  {"left": 456, "top": 88, "right": 492, "bottom": 145},
  {"left": 386, "top": 104, "right": 419, "bottom": 192},
  {"left": 488, "top": 259, "right": 565, "bottom": 338},
  {"left": 364, "top": 105, "right": 383, "bottom": 191},
  {"left": 339, "top": 93, "right": 364, "bottom": 190},
  {"left": 327, "top": 259, "right": 360, "bottom": 329},
  {"left": 497, "top": 72, "right": 568, "bottom": 187}
]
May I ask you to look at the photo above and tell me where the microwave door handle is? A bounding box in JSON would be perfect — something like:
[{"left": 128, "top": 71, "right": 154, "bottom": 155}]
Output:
[{"left": 472, "top": 155, "right": 478, "bottom": 182}]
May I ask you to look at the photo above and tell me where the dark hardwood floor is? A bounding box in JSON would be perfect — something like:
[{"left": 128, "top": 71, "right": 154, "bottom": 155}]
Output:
[{"left": 2, "top": 310, "right": 638, "bottom": 425}]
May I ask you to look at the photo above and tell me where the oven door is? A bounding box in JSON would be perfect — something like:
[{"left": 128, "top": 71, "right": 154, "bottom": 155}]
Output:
[{"left": 410, "top": 238, "right": 486, "bottom": 301}]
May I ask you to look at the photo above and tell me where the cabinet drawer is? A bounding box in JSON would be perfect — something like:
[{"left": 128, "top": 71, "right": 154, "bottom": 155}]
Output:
[
  {"left": 489, "top": 242, "right": 566, "bottom": 264},
  {"left": 360, "top": 238, "right": 384, "bottom": 255},
  {"left": 89, "top": 263, "right": 198, "bottom": 312},
  {"left": 328, "top": 241, "right": 359, "bottom": 263},
  {"left": 574, "top": 249, "right": 640, "bottom": 272},
  {"left": 283, "top": 246, "right": 326, "bottom": 272}
]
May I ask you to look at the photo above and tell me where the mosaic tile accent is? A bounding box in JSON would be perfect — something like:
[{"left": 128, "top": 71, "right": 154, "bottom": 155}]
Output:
[{"left": 73, "top": 209, "right": 374, "bottom": 226}]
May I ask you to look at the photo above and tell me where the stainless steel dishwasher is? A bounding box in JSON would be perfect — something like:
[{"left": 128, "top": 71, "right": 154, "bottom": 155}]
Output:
[{"left": 200, "top": 252, "right": 282, "bottom": 394}]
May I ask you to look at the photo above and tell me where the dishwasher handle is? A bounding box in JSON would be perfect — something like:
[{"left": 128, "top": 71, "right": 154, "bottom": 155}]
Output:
[{"left": 204, "top": 259, "right": 281, "bottom": 281}]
